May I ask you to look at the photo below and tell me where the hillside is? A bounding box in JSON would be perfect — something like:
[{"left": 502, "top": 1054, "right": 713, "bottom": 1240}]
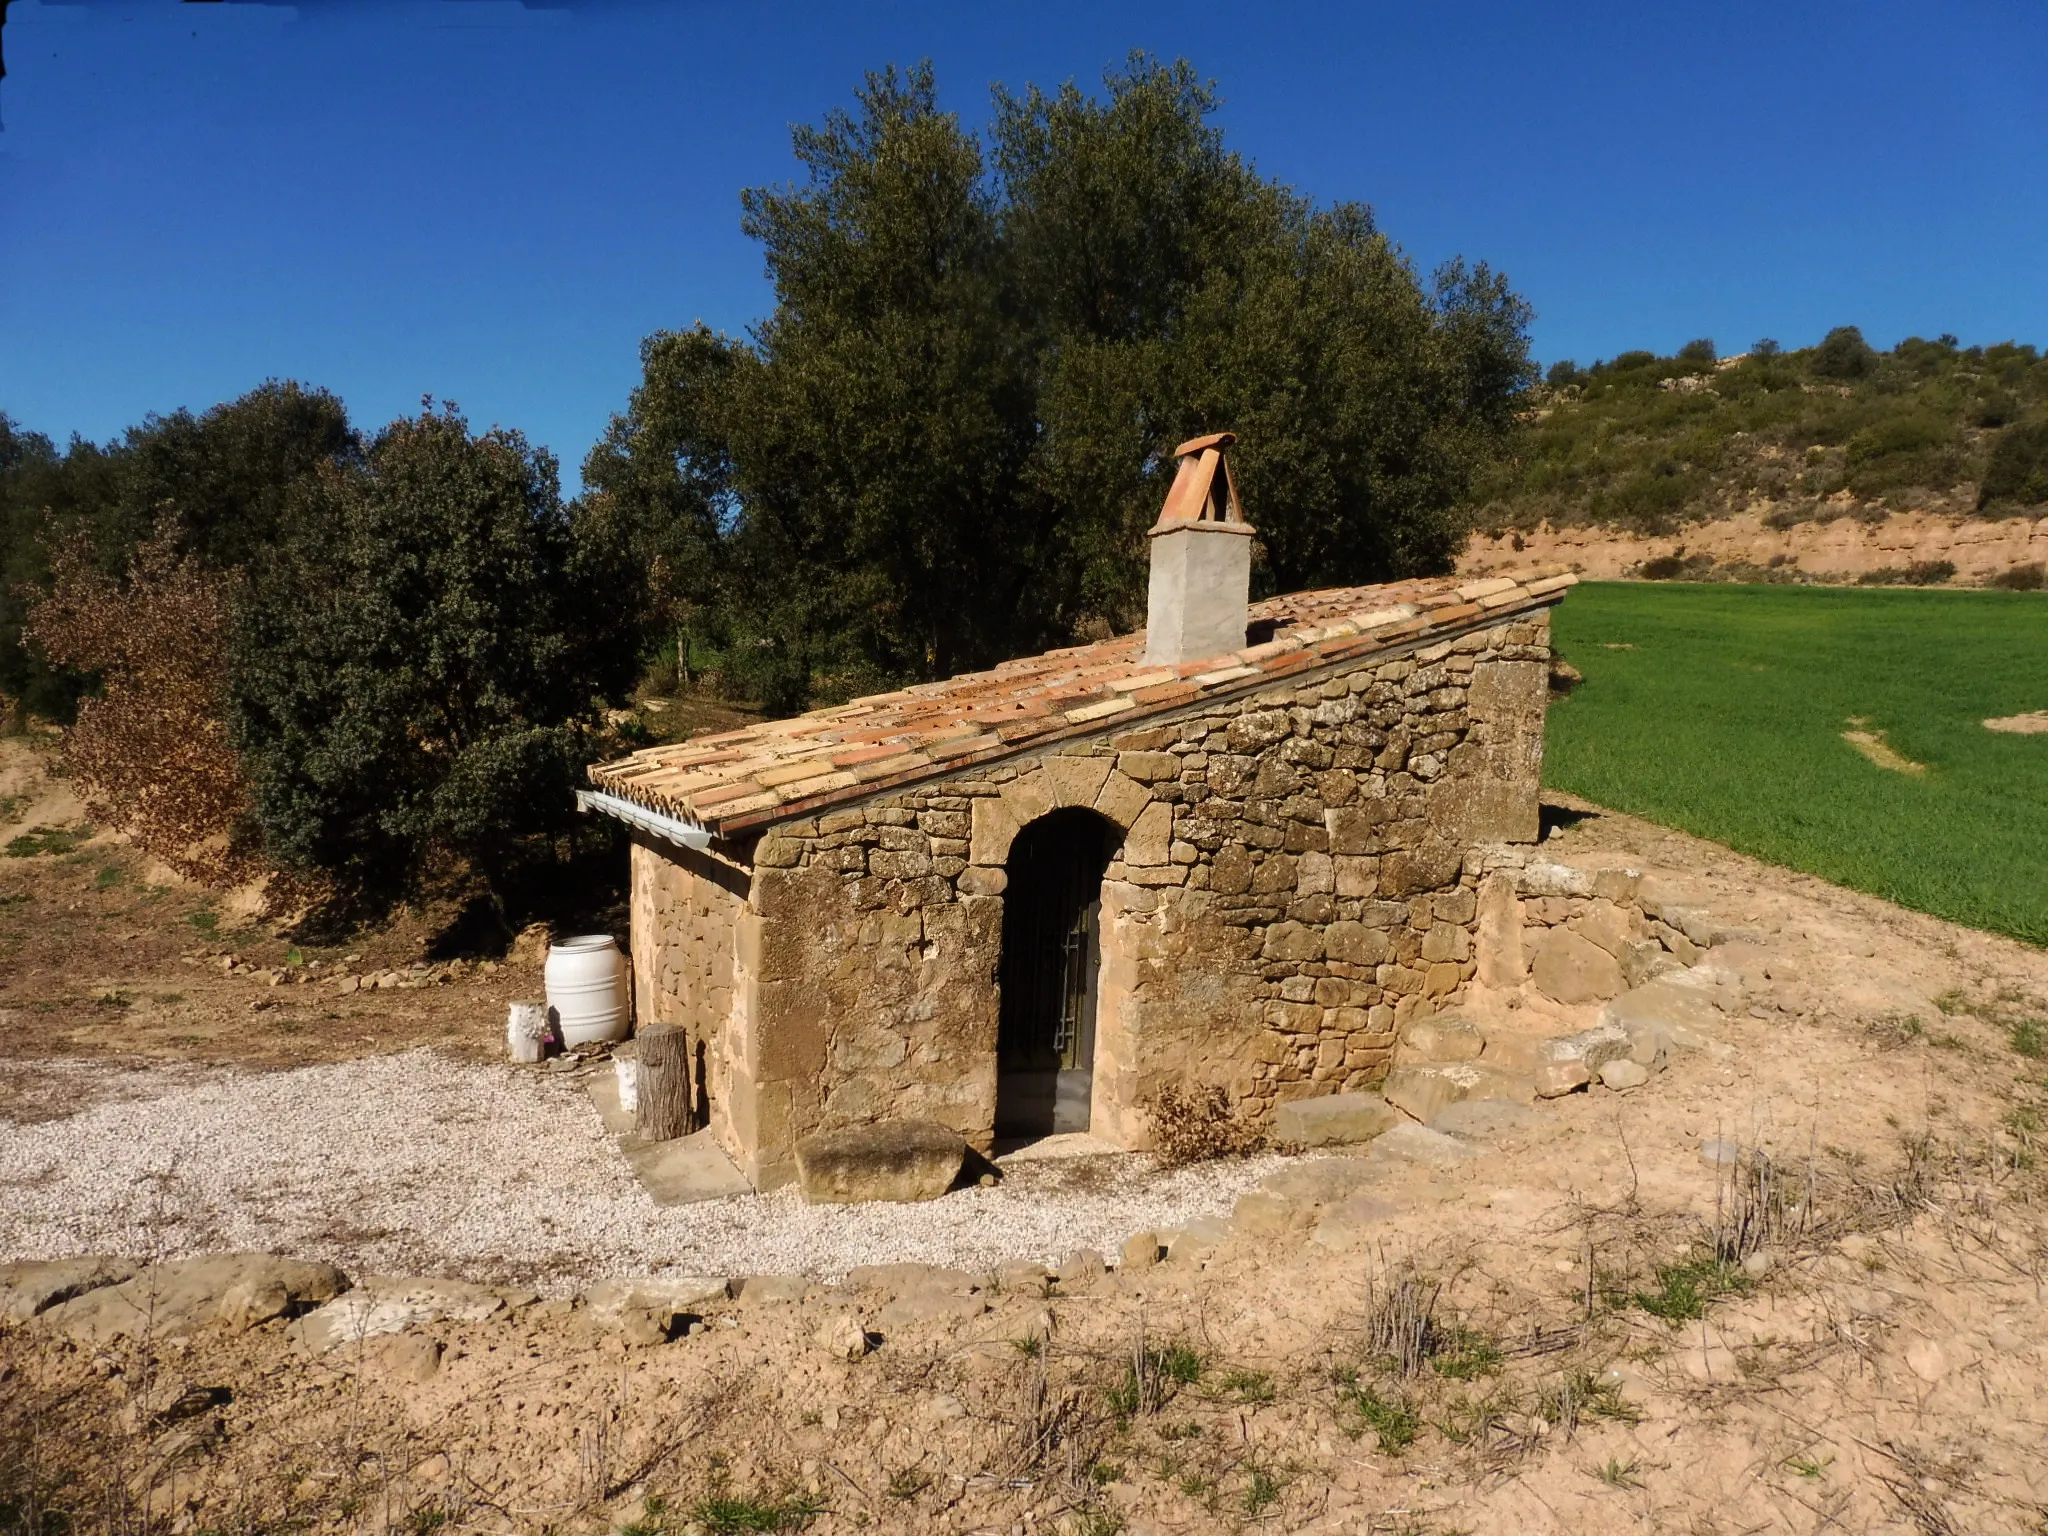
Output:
[{"left": 1465, "top": 329, "right": 2048, "bottom": 585}]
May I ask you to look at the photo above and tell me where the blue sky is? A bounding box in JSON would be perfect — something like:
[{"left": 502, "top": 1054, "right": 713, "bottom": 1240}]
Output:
[{"left": 2, "top": 0, "right": 2044, "bottom": 490}]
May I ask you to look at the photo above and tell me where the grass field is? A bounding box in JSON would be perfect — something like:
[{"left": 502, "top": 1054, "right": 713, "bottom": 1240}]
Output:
[{"left": 1547, "top": 582, "right": 2048, "bottom": 947}]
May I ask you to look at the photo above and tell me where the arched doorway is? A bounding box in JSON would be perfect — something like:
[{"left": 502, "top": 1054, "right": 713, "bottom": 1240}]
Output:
[{"left": 995, "top": 807, "right": 1119, "bottom": 1141}]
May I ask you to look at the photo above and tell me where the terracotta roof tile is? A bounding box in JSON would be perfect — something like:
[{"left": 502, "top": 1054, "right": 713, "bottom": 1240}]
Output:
[{"left": 587, "top": 571, "right": 1575, "bottom": 836}]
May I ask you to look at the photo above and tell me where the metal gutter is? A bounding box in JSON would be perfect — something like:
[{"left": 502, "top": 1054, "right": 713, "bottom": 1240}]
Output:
[{"left": 574, "top": 788, "right": 715, "bottom": 851}]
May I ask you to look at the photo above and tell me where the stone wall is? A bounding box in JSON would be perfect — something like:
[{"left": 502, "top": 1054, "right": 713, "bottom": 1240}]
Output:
[
  {"left": 627, "top": 835, "right": 750, "bottom": 1146},
  {"left": 649, "top": 612, "right": 1554, "bottom": 1189}
]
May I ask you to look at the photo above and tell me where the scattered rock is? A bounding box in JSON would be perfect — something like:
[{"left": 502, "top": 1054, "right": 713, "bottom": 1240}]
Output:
[
  {"left": 291, "top": 1276, "right": 511, "bottom": 1354},
  {"left": 1271, "top": 1091, "right": 1400, "bottom": 1147},
  {"left": 1530, "top": 928, "right": 1626, "bottom": 1004},
  {"left": 1543, "top": 1022, "right": 1634, "bottom": 1073},
  {"left": 1258, "top": 1156, "right": 1378, "bottom": 1206},
  {"left": 34, "top": 1254, "right": 348, "bottom": 1342},
  {"left": 0, "top": 1257, "right": 139, "bottom": 1324},
  {"left": 1165, "top": 1217, "right": 1230, "bottom": 1263},
  {"left": 374, "top": 1333, "right": 444, "bottom": 1382},
  {"left": 992, "top": 1259, "right": 1050, "bottom": 1294},
  {"left": 1740, "top": 1250, "right": 1775, "bottom": 1278},
  {"left": 735, "top": 1274, "right": 811, "bottom": 1304},
  {"left": 1532, "top": 1057, "right": 1592, "bottom": 1097},
  {"left": 1395, "top": 1015, "right": 1484, "bottom": 1063},
  {"left": 581, "top": 1275, "right": 729, "bottom": 1332},
  {"left": 1056, "top": 1250, "right": 1107, "bottom": 1289},
  {"left": 1382, "top": 1062, "right": 1534, "bottom": 1124},
  {"left": 794, "top": 1119, "right": 967, "bottom": 1205},
  {"left": 818, "top": 1312, "right": 871, "bottom": 1361},
  {"left": 1598, "top": 1059, "right": 1650, "bottom": 1091},
  {"left": 1120, "top": 1230, "right": 1162, "bottom": 1270},
  {"left": 1698, "top": 1138, "right": 1743, "bottom": 1168}
]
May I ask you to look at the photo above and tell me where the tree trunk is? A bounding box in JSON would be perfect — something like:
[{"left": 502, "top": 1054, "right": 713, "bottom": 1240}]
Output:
[{"left": 634, "top": 1023, "right": 693, "bottom": 1141}]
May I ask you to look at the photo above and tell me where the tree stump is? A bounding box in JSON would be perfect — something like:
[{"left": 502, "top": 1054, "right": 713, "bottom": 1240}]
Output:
[{"left": 634, "top": 1023, "right": 693, "bottom": 1141}]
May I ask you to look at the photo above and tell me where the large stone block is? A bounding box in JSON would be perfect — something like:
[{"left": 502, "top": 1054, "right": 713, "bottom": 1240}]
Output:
[
  {"left": 1529, "top": 928, "right": 1625, "bottom": 1005},
  {"left": 1381, "top": 1062, "right": 1534, "bottom": 1124},
  {"left": 1272, "top": 1093, "right": 1400, "bottom": 1147},
  {"left": 794, "top": 1119, "right": 967, "bottom": 1204}
]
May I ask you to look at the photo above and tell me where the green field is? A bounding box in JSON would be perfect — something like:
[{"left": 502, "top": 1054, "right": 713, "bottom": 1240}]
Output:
[{"left": 1546, "top": 583, "right": 2048, "bottom": 947}]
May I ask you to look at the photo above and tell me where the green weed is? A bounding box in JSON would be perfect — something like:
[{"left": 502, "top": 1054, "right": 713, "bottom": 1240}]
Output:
[
  {"left": 188, "top": 911, "right": 218, "bottom": 932},
  {"left": 94, "top": 866, "right": 122, "bottom": 889},
  {"left": 1591, "top": 1457, "right": 1644, "bottom": 1490},
  {"left": 1429, "top": 1327, "right": 1503, "bottom": 1381},
  {"left": 1783, "top": 1453, "right": 1833, "bottom": 1479},
  {"left": 1337, "top": 1376, "right": 1421, "bottom": 1453},
  {"left": 1215, "top": 1368, "right": 1274, "bottom": 1404},
  {"left": 1242, "top": 1464, "right": 1284, "bottom": 1513},
  {"left": 2011, "top": 1019, "right": 2046, "bottom": 1059},
  {"left": 689, "top": 1492, "right": 824, "bottom": 1534},
  {"left": 1633, "top": 1254, "right": 1750, "bottom": 1324}
]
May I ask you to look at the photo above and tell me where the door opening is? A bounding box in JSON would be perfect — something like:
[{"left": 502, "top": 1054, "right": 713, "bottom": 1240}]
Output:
[{"left": 995, "top": 807, "right": 1117, "bottom": 1141}]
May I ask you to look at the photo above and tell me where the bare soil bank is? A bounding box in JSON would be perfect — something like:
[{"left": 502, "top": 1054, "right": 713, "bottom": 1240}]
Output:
[{"left": 1461, "top": 506, "right": 2048, "bottom": 585}]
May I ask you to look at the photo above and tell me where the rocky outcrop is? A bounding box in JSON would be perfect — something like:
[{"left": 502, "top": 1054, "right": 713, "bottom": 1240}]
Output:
[{"left": 1461, "top": 508, "right": 2048, "bottom": 587}]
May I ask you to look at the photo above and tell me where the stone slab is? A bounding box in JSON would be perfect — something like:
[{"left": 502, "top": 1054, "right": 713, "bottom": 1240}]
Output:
[
  {"left": 1427, "top": 1100, "right": 1556, "bottom": 1145},
  {"left": 0, "top": 1257, "right": 138, "bottom": 1324},
  {"left": 1365, "top": 1122, "right": 1483, "bottom": 1168},
  {"left": 1272, "top": 1092, "right": 1401, "bottom": 1147},
  {"left": 1381, "top": 1062, "right": 1534, "bottom": 1125},
  {"left": 34, "top": 1253, "right": 348, "bottom": 1342},
  {"left": 290, "top": 1276, "right": 513, "bottom": 1354}
]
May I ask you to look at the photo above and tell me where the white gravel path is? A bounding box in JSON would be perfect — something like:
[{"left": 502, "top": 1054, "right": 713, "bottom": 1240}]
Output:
[{"left": 0, "top": 1051, "right": 1279, "bottom": 1292}]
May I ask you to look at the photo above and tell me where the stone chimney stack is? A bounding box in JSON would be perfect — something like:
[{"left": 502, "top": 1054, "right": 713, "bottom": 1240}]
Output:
[{"left": 1143, "top": 431, "right": 1256, "bottom": 667}]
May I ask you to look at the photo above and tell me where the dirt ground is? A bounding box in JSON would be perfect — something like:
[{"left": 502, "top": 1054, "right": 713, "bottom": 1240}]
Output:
[
  {"left": 0, "top": 733, "right": 529, "bottom": 1126},
  {"left": 4, "top": 734, "right": 2047, "bottom": 1536}
]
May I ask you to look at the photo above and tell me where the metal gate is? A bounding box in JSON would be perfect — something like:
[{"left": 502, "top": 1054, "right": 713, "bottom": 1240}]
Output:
[{"left": 995, "top": 808, "right": 1115, "bottom": 1139}]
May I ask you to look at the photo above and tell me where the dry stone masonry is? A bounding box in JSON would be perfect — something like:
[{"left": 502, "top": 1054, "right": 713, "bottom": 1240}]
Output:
[{"left": 585, "top": 434, "right": 1576, "bottom": 1191}]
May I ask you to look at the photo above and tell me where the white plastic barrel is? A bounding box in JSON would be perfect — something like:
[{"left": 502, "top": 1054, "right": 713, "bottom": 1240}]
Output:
[{"left": 544, "top": 934, "right": 629, "bottom": 1046}]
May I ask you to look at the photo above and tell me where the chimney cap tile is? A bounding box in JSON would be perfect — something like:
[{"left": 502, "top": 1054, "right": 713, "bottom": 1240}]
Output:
[{"left": 1173, "top": 430, "right": 1237, "bottom": 456}]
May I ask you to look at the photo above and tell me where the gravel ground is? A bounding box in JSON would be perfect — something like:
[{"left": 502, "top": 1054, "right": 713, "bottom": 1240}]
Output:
[{"left": 0, "top": 1050, "right": 1279, "bottom": 1292}]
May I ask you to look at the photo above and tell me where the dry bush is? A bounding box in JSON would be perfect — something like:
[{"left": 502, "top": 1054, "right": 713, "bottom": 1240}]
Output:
[
  {"left": 1144, "top": 1083, "right": 1267, "bottom": 1168},
  {"left": 26, "top": 518, "right": 261, "bottom": 885}
]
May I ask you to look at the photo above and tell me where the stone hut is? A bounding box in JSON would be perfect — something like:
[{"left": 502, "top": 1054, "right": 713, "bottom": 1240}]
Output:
[{"left": 581, "top": 433, "right": 1576, "bottom": 1189}]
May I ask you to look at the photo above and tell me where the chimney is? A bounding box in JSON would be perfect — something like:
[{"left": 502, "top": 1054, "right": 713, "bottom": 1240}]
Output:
[{"left": 1142, "top": 431, "right": 1256, "bottom": 667}]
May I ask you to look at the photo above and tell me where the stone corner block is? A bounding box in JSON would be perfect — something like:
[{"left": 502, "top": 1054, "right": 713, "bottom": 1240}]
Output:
[{"left": 794, "top": 1119, "right": 968, "bottom": 1205}]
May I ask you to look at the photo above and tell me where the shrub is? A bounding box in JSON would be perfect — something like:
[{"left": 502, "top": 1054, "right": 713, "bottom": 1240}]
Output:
[
  {"left": 228, "top": 404, "right": 638, "bottom": 903},
  {"left": 25, "top": 518, "right": 262, "bottom": 884},
  {"left": 1856, "top": 561, "right": 1955, "bottom": 586},
  {"left": 1979, "top": 419, "right": 2048, "bottom": 509},
  {"left": 1989, "top": 562, "right": 2045, "bottom": 591},
  {"left": 1751, "top": 337, "right": 1782, "bottom": 359},
  {"left": 1545, "top": 359, "right": 1582, "bottom": 388},
  {"left": 1676, "top": 337, "right": 1717, "bottom": 367},
  {"left": 1811, "top": 325, "right": 1878, "bottom": 380},
  {"left": 1144, "top": 1083, "right": 1266, "bottom": 1167}
]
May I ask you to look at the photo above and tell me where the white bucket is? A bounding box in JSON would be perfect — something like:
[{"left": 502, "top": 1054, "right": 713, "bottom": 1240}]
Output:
[{"left": 544, "top": 934, "right": 629, "bottom": 1046}]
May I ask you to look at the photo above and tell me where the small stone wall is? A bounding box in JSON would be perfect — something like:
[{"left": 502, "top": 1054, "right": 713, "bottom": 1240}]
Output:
[
  {"left": 646, "top": 612, "right": 1555, "bottom": 1189},
  {"left": 627, "top": 836, "right": 750, "bottom": 1145}
]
